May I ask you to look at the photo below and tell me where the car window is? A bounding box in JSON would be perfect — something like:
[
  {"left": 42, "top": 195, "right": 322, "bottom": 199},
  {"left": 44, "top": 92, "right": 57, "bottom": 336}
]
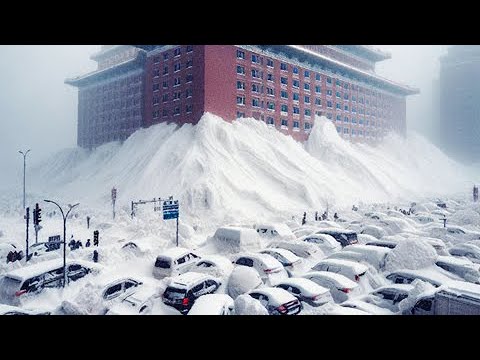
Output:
[
  {"left": 277, "top": 284, "right": 289, "bottom": 291},
  {"left": 394, "top": 293, "right": 408, "bottom": 304},
  {"left": 416, "top": 299, "right": 433, "bottom": 311},
  {"left": 437, "top": 263, "right": 451, "bottom": 272},
  {"left": 105, "top": 283, "right": 122, "bottom": 297},
  {"left": 236, "top": 257, "right": 254, "bottom": 267},
  {"left": 177, "top": 256, "right": 186, "bottom": 265},
  {"left": 192, "top": 283, "right": 204, "bottom": 293},
  {"left": 190, "top": 253, "right": 199, "bottom": 259},
  {"left": 377, "top": 291, "right": 395, "bottom": 301},
  {"left": 155, "top": 258, "right": 171, "bottom": 269},
  {"left": 139, "top": 305, "right": 148, "bottom": 313},
  {"left": 68, "top": 264, "right": 81, "bottom": 272},
  {"left": 290, "top": 286, "right": 301, "bottom": 295},
  {"left": 197, "top": 261, "right": 213, "bottom": 268},
  {"left": 249, "top": 293, "right": 261, "bottom": 300},
  {"left": 125, "top": 281, "right": 137, "bottom": 289}
]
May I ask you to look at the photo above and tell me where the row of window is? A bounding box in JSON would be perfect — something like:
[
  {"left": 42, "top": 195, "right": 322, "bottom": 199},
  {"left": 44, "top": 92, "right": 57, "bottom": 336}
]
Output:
[
  {"left": 152, "top": 88, "right": 193, "bottom": 105},
  {"left": 152, "top": 105, "right": 193, "bottom": 119},
  {"left": 336, "top": 127, "right": 379, "bottom": 137},
  {"left": 153, "top": 59, "right": 193, "bottom": 77},
  {"left": 152, "top": 75, "right": 192, "bottom": 92},
  {"left": 152, "top": 46, "right": 193, "bottom": 64},
  {"left": 235, "top": 112, "right": 312, "bottom": 131}
]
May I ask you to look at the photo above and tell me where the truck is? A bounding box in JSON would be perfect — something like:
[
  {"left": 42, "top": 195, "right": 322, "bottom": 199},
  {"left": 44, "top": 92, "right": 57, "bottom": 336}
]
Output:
[{"left": 409, "top": 281, "right": 480, "bottom": 315}]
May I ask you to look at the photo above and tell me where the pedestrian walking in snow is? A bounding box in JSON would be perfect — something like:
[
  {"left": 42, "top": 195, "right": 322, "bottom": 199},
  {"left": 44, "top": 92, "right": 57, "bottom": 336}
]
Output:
[
  {"left": 87, "top": 216, "right": 91, "bottom": 229},
  {"left": 76, "top": 240, "right": 83, "bottom": 249},
  {"left": 322, "top": 212, "right": 327, "bottom": 221},
  {"left": 315, "top": 211, "right": 318, "bottom": 221},
  {"left": 93, "top": 250, "right": 99, "bottom": 263},
  {"left": 302, "top": 212, "right": 307, "bottom": 226},
  {"left": 86, "top": 239, "right": 91, "bottom": 248},
  {"left": 334, "top": 213, "right": 339, "bottom": 221}
]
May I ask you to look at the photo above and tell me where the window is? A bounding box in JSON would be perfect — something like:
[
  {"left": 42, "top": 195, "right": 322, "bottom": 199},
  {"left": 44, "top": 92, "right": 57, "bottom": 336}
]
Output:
[
  {"left": 336, "top": 126, "right": 342, "bottom": 133},
  {"left": 192, "top": 283, "right": 204, "bottom": 293},
  {"left": 186, "top": 74, "right": 193, "bottom": 83},
  {"left": 174, "top": 63, "right": 181, "bottom": 72},
  {"left": 174, "top": 77, "right": 181, "bottom": 86},
  {"left": 267, "top": 102, "right": 275, "bottom": 110},
  {"left": 252, "top": 54, "right": 260, "bottom": 63},
  {"left": 327, "top": 77, "right": 332, "bottom": 85},
  {"left": 305, "top": 122, "right": 311, "bottom": 130},
  {"left": 281, "top": 77, "right": 288, "bottom": 85},
  {"left": 281, "top": 104, "right": 288, "bottom": 113},
  {"left": 153, "top": 83, "right": 160, "bottom": 92},
  {"left": 174, "top": 47, "right": 181, "bottom": 57},
  {"left": 267, "top": 73, "right": 274, "bottom": 82},
  {"left": 293, "top": 121, "right": 300, "bottom": 129},
  {"left": 344, "top": 116, "right": 349, "bottom": 123},
  {"left": 152, "top": 110, "right": 159, "bottom": 119},
  {"left": 315, "top": 85, "right": 321, "bottom": 93},
  {"left": 352, "top": 95, "right": 357, "bottom": 102},
  {"left": 336, "top": 79, "right": 341, "bottom": 86},
  {"left": 163, "top": 109, "right": 168, "bottom": 117},
  {"left": 293, "top": 107, "right": 300, "bottom": 115},
  {"left": 237, "top": 111, "right": 245, "bottom": 118},
  {"left": 293, "top": 93, "right": 300, "bottom": 101},
  {"left": 315, "top": 98, "right": 321, "bottom": 106},
  {"left": 153, "top": 56, "right": 160, "bottom": 64},
  {"left": 267, "top": 59, "right": 274, "bottom": 67},
  {"left": 280, "top": 63, "right": 288, "bottom": 71},
  {"left": 315, "top": 73, "right": 321, "bottom": 81},
  {"left": 352, "top": 107, "right": 357, "bottom": 113},
  {"left": 351, "top": 129, "right": 356, "bottom": 136},
  {"left": 186, "top": 88, "right": 193, "bottom": 98},
  {"left": 326, "top": 89, "right": 332, "bottom": 96},
  {"left": 186, "top": 60, "right": 193, "bottom": 68},
  {"left": 162, "top": 94, "right": 169, "bottom": 102},
  {"left": 304, "top": 96, "right": 310, "bottom": 104},
  {"left": 186, "top": 45, "right": 193, "bottom": 53},
  {"left": 153, "top": 69, "right": 160, "bottom": 78},
  {"left": 293, "top": 80, "right": 299, "bottom": 88},
  {"left": 237, "top": 96, "right": 246, "bottom": 105},
  {"left": 327, "top": 113, "right": 332, "bottom": 119},
  {"left": 251, "top": 69, "right": 261, "bottom": 78},
  {"left": 163, "top": 66, "right": 169, "bottom": 75},
  {"left": 163, "top": 52, "right": 169, "bottom": 61},
  {"left": 252, "top": 98, "right": 260, "bottom": 107},
  {"left": 293, "top": 66, "right": 299, "bottom": 75},
  {"left": 344, "top": 105, "right": 349, "bottom": 111},
  {"left": 237, "top": 65, "right": 245, "bottom": 75},
  {"left": 336, "top": 103, "right": 341, "bottom": 110},
  {"left": 305, "top": 109, "right": 311, "bottom": 117},
  {"left": 163, "top": 81, "right": 168, "bottom": 89},
  {"left": 304, "top": 70, "right": 310, "bottom": 78},
  {"left": 173, "top": 91, "right": 181, "bottom": 101},
  {"left": 327, "top": 101, "right": 333, "bottom": 108},
  {"left": 416, "top": 299, "right": 433, "bottom": 312},
  {"left": 336, "top": 91, "right": 341, "bottom": 98},
  {"left": 336, "top": 115, "right": 342, "bottom": 121},
  {"left": 304, "top": 83, "right": 310, "bottom": 91},
  {"left": 281, "top": 119, "right": 288, "bottom": 127},
  {"left": 237, "top": 81, "right": 245, "bottom": 90},
  {"left": 252, "top": 83, "right": 261, "bottom": 93},
  {"left": 267, "top": 117, "right": 274, "bottom": 125},
  {"left": 266, "top": 87, "right": 274, "bottom": 96},
  {"left": 358, "top": 118, "right": 363, "bottom": 125},
  {"left": 186, "top": 105, "right": 192, "bottom": 114},
  {"left": 281, "top": 90, "right": 288, "bottom": 99},
  {"left": 237, "top": 50, "right": 245, "bottom": 59},
  {"left": 153, "top": 97, "right": 159, "bottom": 105},
  {"left": 344, "top": 128, "right": 349, "bottom": 134},
  {"left": 344, "top": 93, "right": 349, "bottom": 100},
  {"left": 173, "top": 106, "right": 180, "bottom": 116},
  {"left": 351, "top": 118, "right": 357, "bottom": 124}
]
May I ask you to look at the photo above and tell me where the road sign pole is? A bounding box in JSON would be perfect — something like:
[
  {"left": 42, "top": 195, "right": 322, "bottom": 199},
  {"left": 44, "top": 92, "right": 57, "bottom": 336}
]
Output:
[
  {"left": 25, "top": 207, "right": 30, "bottom": 262},
  {"left": 176, "top": 216, "right": 179, "bottom": 247}
]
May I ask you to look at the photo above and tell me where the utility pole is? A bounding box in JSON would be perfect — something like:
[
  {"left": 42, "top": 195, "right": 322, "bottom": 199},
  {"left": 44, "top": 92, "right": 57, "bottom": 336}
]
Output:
[
  {"left": 44, "top": 200, "right": 79, "bottom": 288},
  {"left": 24, "top": 207, "right": 30, "bottom": 261},
  {"left": 176, "top": 215, "right": 179, "bottom": 247},
  {"left": 111, "top": 187, "right": 117, "bottom": 220},
  {"left": 18, "top": 149, "right": 31, "bottom": 209}
]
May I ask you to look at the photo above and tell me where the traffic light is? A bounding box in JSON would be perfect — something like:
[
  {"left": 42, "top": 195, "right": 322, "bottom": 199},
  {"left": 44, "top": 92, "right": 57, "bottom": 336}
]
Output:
[{"left": 33, "top": 203, "right": 42, "bottom": 225}]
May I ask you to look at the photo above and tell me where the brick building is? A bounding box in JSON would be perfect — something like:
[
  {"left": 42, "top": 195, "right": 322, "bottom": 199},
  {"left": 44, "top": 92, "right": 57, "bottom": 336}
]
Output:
[{"left": 66, "top": 45, "right": 418, "bottom": 149}]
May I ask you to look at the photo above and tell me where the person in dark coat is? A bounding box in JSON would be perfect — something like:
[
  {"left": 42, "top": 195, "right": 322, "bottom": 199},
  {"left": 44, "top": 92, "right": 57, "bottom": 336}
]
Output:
[
  {"left": 6, "top": 251, "right": 13, "bottom": 264},
  {"left": 302, "top": 212, "right": 307, "bottom": 225},
  {"left": 333, "top": 213, "right": 339, "bottom": 220},
  {"left": 315, "top": 211, "right": 318, "bottom": 221},
  {"left": 85, "top": 239, "right": 91, "bottom": 248},
  {"left": 76, "top": 240, "right": 83, "bottom": 249},
  {"left": 69, "top": 237, "right": 76, "bottom": 251},
  {"left": 93, "top": 250, "right": 99, "bottom": 263}
]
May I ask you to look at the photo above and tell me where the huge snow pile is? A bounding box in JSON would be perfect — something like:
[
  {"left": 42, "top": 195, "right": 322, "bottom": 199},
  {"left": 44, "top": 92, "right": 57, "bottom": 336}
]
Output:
[
  {"left": 234, "top": 294, "right": 268, "bottom": 315},
  {"left": 384, "top": 238, "right": 438, "bottom": 272},
  {"left": 12, "top": 113, "right": 476, "bottom": 229}
]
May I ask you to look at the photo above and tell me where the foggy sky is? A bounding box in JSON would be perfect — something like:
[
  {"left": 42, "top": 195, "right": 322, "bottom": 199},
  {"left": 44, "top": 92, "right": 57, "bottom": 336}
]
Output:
[{"left": 0, "top": 45, "right": 447, "bottom": 188}]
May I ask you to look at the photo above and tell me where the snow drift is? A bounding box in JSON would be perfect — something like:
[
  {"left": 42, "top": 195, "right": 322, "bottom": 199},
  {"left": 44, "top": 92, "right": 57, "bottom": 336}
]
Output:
[{"left": 19, "top": 113, "right": 477, "bottom": 229}]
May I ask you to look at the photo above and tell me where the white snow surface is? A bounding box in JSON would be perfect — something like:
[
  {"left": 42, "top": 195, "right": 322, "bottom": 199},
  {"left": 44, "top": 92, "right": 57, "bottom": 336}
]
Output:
[
  {"left": 234, "top": 294, "right": 269, "bottom": 315},
  {"left": 384, "top": 238, "right": 438, "bottom": 272}
]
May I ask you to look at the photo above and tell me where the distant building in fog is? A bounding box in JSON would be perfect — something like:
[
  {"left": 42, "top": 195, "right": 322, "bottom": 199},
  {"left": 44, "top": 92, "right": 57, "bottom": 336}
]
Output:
[
  {"left": 66, "top": 45, "right": 418, "bottom": 149},
  {"left": 438, "top": 45, "right": 480, "bottom": 163}
]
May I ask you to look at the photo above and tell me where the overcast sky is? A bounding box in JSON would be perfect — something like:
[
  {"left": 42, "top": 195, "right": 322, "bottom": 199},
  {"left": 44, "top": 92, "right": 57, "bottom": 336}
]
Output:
[{"left": 0, "top": 45, "right": 448, "bottom": 187}]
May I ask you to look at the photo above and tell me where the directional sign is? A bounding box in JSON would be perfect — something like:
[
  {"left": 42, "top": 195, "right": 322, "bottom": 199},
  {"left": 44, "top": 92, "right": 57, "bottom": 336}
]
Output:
[{"left": 163, "top": 200, "right": 179, "bottom": 220}]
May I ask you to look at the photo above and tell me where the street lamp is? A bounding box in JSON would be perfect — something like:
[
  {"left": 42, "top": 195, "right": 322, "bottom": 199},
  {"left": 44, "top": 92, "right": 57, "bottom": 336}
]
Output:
[
  {"left": 44, "top": 200, "right": 80, "bottom": 288},
  {"left": 18, "top": 149, "right": 31, "bottom": 209}
]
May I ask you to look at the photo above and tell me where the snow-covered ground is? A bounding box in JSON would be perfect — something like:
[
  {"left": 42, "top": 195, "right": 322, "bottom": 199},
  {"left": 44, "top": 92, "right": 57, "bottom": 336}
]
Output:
[{"left": 0, "top": 114, "right": 479, "bottom": 315}]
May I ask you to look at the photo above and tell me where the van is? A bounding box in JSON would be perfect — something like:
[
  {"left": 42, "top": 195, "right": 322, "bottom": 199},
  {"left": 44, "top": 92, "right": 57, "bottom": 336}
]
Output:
[
  {"left": 152, "top": 248, "right": 200, "bottom": 280},
  {"left": 212, "top": 226, "right": 261, "bottom": 252},
  {"left": 0, "top": 259, "right": 99, "bottom": 305}
]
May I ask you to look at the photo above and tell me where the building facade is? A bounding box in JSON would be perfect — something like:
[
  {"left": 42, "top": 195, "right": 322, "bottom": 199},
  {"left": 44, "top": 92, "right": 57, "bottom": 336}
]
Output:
[
  {"left": 66, "top": 45, "right": 418, "bottom": 149},
  {"left": 438, "top": 45, "right": 480, "bottom": 164}
]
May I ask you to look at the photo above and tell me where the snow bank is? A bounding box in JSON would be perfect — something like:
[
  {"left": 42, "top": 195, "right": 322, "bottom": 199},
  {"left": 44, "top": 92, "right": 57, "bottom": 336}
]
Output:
[
  {"left": 384, "top": 238, "right": 438, "bottom": 272},
  {"left": 450, "top": 209, "right": 480, "bottom": 228},
  {"left": 13, "top": 113, "right": 475, "bottom": 232},
  {"left": 227, "top": 266, "right": 262, "bottom": 299},
  {"left": 234, "top": 294, "right": 268, "bottom": 315},
  {"left": 360, "top": 225, "right": 387, "bottom": 239}
]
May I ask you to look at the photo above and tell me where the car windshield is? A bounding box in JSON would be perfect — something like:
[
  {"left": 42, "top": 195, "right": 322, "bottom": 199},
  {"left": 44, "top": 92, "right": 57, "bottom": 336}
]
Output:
[
  {"left": 155, "top": 258, "right": 171, "bottom": 269},
  {"left": 347, "top": 233, "right": 358, "bottom": 242},
  {"left": 164, "top": 287, "right": 186, "bottom": 299}
]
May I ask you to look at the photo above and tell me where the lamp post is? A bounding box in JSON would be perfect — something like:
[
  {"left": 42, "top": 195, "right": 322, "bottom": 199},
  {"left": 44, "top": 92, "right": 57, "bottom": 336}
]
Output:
[
  {"left": 44, "top": 200, "right": 79, "bottom": 287},
  {"left": 18, "top": 149, "right": 31, "bottom": 209}
]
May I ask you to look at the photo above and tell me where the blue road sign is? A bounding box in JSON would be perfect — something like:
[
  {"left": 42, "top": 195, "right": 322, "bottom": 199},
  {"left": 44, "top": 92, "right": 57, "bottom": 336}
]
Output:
[{"left": 163, "top": 200, "right": 179, "bottom": 220}]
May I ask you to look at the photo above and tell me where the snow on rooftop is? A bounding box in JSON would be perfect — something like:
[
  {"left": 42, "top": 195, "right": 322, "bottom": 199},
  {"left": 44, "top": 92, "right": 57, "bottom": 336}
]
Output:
[
  {"left": 303, "top": 271, "right": 358, "bottom": 288},
  {"left": 277, "top": 277, "right": 329, "bottom": 295},
  {"left": 315, "top": 258, "right": 369, "bottom": 273},
  {"left": 252, "top": 287, "right": 297, "bottom": 304},
  {"left": 157, "top": 247, "right": 192, "bottom": 259}
]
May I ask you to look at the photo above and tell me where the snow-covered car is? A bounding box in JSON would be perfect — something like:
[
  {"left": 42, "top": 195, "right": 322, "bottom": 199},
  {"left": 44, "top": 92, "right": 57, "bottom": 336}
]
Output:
[
  {"left": 323, "top": 304, "right": 370, "bottom": 315},
  {"left": 419, "top": 237, "right": 449, "bottom": 256},
  {"left": 311, "top": 258, "right": 368, "bottom": 283},
  {"left": 188, "top": 294, "right": 234, "bottom": 315},
  {"left": 386, "top": 267, "right": 459, "bottom": 288},
  {"left": 449, "top": 243, "right": 480, "bottom": 264},
  {"left": 435, "top": 256, "right": 480, "bottom": 283},
  {"left": 260, "top": 248, "right": 301, "bottom": 276},
  {"left": 268, "top": 240, "right": 324, "bottom": 260},
  {"left": 414, "top": 213, "right": 435, "bottom": 224},
  {"left": 226, "top": 266, "right": 263, "bottom": 299},
  {"left": 343, "top": 244, "right": 391, "bottom": 270},
  {"left": 0, "top": 304, "right": 50, "bottom": 315},
  {"left": 275, "top": 278, "right": 333, "bottom": 307},
  {"left": 359, "top": 225, "right": 387, "bottom": 239},
  {"left": 232, "top": 252, "right": 288, "bottom": 285},
  {"left": 302, "top": 271, "right": 360, "bottom": 303},
  {"left": 102, "top": 277, "right": 144, "bottom": 302},
  {"left": 106, "top": 286, "right": 158, "bottom": 315},
  {"left": 254, "top": 223, "right": 296, "bottom": 240},
  {"left": 152, "top": 248, "right": 200, "bottom": 279},
  {"left": 300, "top": 233, "right": 342, "bottom": 255},
  {"left": 428, "top": 226, "right": 480, "bottom": 242},
  {"left": 191, "top": 254, "right": 234, "bottom": 279},
  {"left": 211, "top": 226, "right": 262, "bottom": 252},
  {"left": 248, "top": 287, "right": 302, "bottom": 315},
  {"left": 315, "top": 228, "right": 358, "bottom": 247},
  {"left": 327, "top": 251, "right": 365, "bottom": 264},
  {"left": 28, "top": 242, "right": 53, "bottom": 258},
  {"left": 162, "top": 272, "right": 222, "bottom": 314},
  {"left": 340, "top": 299, "right": 395, "bottom": 315},
  {"left": 351, "top": 284, "right": 415, "bottom": 313},
  {"left": 0, "top": 259, "right": 101, "bottom": 305},
  {"left": 292, "top": 226, "right": 320, "bottom": 239}
]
